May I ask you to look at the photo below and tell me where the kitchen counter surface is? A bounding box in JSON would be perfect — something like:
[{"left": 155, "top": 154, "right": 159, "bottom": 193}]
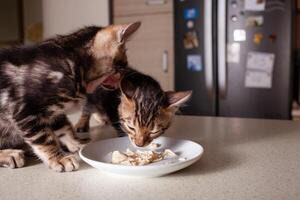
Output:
[{"left": 1, "top": 115, "right": 300, "bottom": 200}]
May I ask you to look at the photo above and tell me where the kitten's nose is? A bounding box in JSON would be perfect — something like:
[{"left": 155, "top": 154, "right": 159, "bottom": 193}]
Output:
[
  {"left": 135, "top": 136, "right": 148, "bottom": 147},
  {"left": 135, "top": 140, "right": 145, "bottom": 147}
]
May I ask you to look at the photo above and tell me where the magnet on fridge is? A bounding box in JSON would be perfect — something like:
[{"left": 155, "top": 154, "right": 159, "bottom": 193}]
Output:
[
  {"left": 231, "top": 0, "right": 238, "bottom": 8},
  {"left": 253, "top": 33, "right": 263, "bottom": 44},
  {"left": 186, "top": 20, "right": 194, "bottom": 29},
  {"left": 244, "top": 0, "right": 266, "bottom": 11},
  {"left": 233, "top": 29, "right": 246, "bottom": 42},
  {"left": 231, "top": 15, "right": 238, "bottom": 22},
  {"left": 187, "top": 55, "right": 202, "bottom": 72},
  {"left": 268, "top": 34, "right": 277, "bottom": 43},
  {"left": 183, "top": 31, "right": 199, "bottom": 49},
  {"left": 184, "top": 8, "right": 199, "bottom": 20},
  {"left": 246, "top": 16, "right": 264, "bottom": 27}
]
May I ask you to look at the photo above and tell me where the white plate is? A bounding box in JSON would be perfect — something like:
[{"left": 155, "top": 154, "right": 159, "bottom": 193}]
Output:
[{"left": 79, "top": 136, "right": 204, "bottom": 178}]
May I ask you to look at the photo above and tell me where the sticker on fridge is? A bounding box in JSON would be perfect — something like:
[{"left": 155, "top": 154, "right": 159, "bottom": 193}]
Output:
[
  {"left": 184, "top": 8, "right": 199, "bottom": 20},
  {"left": 227, "top": 43, "right": 240, "bottom": 63},
  {"left": 183, "top": 31, "right": 199, "bottom": 49},
  {"left": 187, "top": 55, "right": 202, "bottom": 72},
  {"left": 244, "top": 0, "right": 266, "bottom": 11},
  {"left": 246, "top": 16, "right": 264, "bottom": 27},
  {"left": 233, "top": 29, "right": 246, "bottom": 42}
]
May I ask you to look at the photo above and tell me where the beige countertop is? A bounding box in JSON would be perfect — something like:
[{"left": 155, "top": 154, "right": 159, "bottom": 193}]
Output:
[{"left": 0, "top": 115, "right": 300, "bottom": 200}]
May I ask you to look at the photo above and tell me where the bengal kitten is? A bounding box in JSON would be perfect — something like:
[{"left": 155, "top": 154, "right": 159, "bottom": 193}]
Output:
[
  {"left": 76, "top": 69, "right": 192, "bottom": 147},
  {"left": 0, "top": 22, "right": 141, "bottom": 172}
]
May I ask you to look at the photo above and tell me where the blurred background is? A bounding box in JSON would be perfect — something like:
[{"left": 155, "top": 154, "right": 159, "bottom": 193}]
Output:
[{"left": 1, "top": 0, "right": 300, "bottom": 121}]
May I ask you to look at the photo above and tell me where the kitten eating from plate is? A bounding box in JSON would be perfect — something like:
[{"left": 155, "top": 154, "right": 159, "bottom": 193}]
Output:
[{"left": 76, "top": 68, "right": 192, "bottom": 147}]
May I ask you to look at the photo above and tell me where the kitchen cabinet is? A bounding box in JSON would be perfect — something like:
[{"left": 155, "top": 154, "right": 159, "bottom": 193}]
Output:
[{"left": 113, "top": 0, "right": 174, "bottom": 90}]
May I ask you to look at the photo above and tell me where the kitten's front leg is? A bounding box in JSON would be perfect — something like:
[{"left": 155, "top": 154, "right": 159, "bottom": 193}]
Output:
[
  {"left": 52, "top": 114, "right": 90, "bottom": 153},
  {"left": 75, "top": 99, "right": 92, "bottom": 133},
  {"left": 75, "top": 112, "right": 91, "bottom": 133},
  {"left": 18, "top": 118, "right": 79, "bottom": 172}
]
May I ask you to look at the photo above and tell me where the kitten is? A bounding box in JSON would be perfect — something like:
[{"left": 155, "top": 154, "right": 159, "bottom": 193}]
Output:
[
  {"left": 0, "top": 22, "right": 141, "bottom": 172},
  {"left": 76, "top": 68, "right": 192, "bottom": 147}
]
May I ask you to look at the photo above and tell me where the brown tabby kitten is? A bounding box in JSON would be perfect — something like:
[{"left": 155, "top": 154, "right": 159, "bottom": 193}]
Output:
[
  {"left": 0, "top": 22, "right": 141, "bottom": 172},
  {"left": 76, "top": 68, "right": 192, "bottom": 147}
]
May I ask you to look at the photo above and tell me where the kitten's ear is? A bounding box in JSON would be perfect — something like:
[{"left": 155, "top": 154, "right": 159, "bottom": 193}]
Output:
[
  {"left": 118, "top": 21, "right": 141, "bottom": 43},
  {"left": 166, "top": 91, "right": 192, "bottom": 108},
  {"left": 120, "top": 77, "right": 137, "bottom": 99}
]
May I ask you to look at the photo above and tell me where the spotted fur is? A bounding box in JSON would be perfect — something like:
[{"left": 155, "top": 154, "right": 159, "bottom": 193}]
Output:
[
  {"left": 0, "top": 22, "right": 141, "bottom": 172},
  {"left": 76, "top": 68, "right": 192, "bottom": 147}
]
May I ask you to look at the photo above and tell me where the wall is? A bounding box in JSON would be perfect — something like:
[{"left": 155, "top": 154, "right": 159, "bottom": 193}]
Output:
[
  {"left": 42, "top": 0, "right": 109, "bottom": 39},
  {"left": 23, "top": 0, "right": 43, "bottom": 44},
  {"left": 296, "top": 0, "right": 300, "bottom": 49},
  {"left": 0, "top": 0, "right": 20, "bottom": 43}
]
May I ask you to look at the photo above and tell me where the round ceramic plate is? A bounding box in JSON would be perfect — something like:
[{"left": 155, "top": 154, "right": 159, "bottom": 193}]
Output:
[{"left": 79, "top": 136, "right": 204, "bottom": 178}]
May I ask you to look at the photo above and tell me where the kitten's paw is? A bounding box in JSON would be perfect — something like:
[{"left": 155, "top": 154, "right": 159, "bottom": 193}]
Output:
[
  {"left": 49, "top": 155, "right": 79, "bottom": 172},
  {"left": 65, "top": 138, "right": 90, "bottom": 153},
  {"left": 0, "top": 149, "right": 25, "bottom": 168}
]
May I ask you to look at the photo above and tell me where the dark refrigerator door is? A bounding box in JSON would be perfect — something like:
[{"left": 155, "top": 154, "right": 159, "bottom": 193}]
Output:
[
  {"left": 218, "top": 0, "right": 294, "bottom": 119},
  {"left": 174, "top": 0, "right": 217, "bottom": 116}
]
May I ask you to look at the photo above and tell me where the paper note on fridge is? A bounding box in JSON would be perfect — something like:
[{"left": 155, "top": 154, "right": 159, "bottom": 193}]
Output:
[
  {"left": 246, "top": 52, "right": 275, "bottom": 73},
  {"left": 245, "top": 71, "right": 272, "bottom": 88},
  {"left": 245, "top": 0, "right": 266, "bottom": 11},
  {"left": 245, "top": 51, "right": 275, "bottom": 89},
  {"left": 227, "top": 43, "right": 240, "bottom": 63}
]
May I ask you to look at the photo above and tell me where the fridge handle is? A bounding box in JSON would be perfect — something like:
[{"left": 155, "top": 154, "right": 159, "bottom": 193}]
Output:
[
  {"left": 162, "top": 50, "right": 168, "bottom": 73},
  {"left": 145, "top": 0, "right": 166, "bottom": 5},
  {"left": 217, "top": 0, "right": 227, "bottom": 98},
  {"left": 204, "top": 0, "right": 214, "bottom": 97}
]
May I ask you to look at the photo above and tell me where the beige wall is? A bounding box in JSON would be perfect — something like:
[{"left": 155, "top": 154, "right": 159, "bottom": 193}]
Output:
[
  {"left": 23, "top": 0, "right": 43, "bottom": 44},
  {"left": 42, "top": 0, "right": 109, "bottom": 39}
]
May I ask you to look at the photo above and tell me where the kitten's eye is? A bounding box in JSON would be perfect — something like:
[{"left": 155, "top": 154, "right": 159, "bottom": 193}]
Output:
[
  {"left": 150, "top": 131, "right": 161, "bottom": 138},
  {"left": 126, "top": 124, "right": 135, "bottom": 131}
]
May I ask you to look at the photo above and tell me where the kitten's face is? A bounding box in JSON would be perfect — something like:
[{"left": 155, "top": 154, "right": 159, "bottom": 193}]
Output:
[
  {"left": 118, "top": 76, "right": 192, "bottom": 147},
  {"left": 86, "top": 22, "right": 141, "bottom": 93},
  {"left": 119, "top": 98, "right": 174, "bottom": 147}
]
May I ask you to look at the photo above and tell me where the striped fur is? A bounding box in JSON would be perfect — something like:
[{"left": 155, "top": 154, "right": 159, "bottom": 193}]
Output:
[
  {"left": 76, "top": 68, "right": 192, "bottom": 147},
  {"left": 0, "top": 22, "right": 141, "bottom": 172}
]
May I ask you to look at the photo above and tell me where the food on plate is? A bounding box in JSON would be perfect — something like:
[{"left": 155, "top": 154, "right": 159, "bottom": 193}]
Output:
[
  {"left": 111, "top": 148, "right": 177, "bottom": 166},
  {"left": 149, "top": 142, "right": 161, "bottom": 149}
]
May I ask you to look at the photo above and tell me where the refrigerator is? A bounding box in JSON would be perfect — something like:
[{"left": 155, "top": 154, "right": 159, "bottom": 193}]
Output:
[{"left": 174, "top": 0, "right": 296, "bottom": 119}]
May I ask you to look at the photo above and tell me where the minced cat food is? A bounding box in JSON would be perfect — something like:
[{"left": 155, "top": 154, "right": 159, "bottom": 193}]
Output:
[{"left": 111, "top": 148, "right": 177, "bottom": 166}]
